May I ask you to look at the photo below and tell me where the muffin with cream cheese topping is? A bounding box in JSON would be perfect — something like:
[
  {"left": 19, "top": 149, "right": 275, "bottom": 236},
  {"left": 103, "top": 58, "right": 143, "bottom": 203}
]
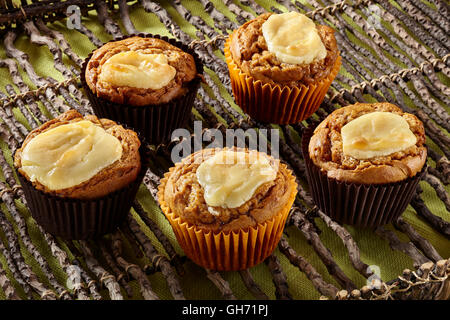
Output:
[
  {"left": 302, "top": 102, "right": 427, "bottom": 227},
  {"left": 81, "top": 34, "right": 203, "bottom": 145},
  {"left": 158, "top": 147, "right": 297, "bottom": 271},
  {"left": 225, "top": 12, "right": 341, "bottom": 124},
  {"left": 14, "top": 110, "right": 147, "bottom": 239}
]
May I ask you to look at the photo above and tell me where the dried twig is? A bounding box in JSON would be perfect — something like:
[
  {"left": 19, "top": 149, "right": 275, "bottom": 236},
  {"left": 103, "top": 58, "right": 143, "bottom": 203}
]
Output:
[
  {"left": 0, "top": 208, "right": 56, "bottom": 300},
  {"left": 39, "top": 227, "right": 89, "bottom": 300},
  {"left": 78, "top": 241, "right": 123, "bottom": 300},
  {"left": 95, "top": 0, "right": 124, "bottom": 38},
  {"left": 375, "top": 226, "right": 430, "bottom": 268},
  {"left": 133, "top": 201, "right": 185, "bottom": 276},
  {"left": 290, "top": 207, "right": 357, "bottom": 291},
  {"left": 393, "top": 218, "right": 443, "bottom": 263},
  {"left": 98, "top": 241, "right": 134, "bottom": 298},
  {"left": 0, "top": 259, "right": 20, "bottom": 300},
  {"left": 315, "top": 209, "right": 373, "bottom": 279},
  {"left": 110, "top": 231, "right": 160, "bottom": 300},
  {"left": 206, "top": 269, "right": 237, "bottom": 300},
  {"left": 127, "top": 214, "right": 185, "bottom": 300},
  {"left": 118, "top": 0, "right": 137, "bottom": 34},
  {"left": 238, "top": 270, "right": 269, "bottom": 300},
  {"left": 264, "top": 254, "right": 292, "bottom": 300},
  {"left": 0, "top": 183, "right": 70, "bottom": 300},
  {"left": 279, "top": 237, "right": 339, "bottom": 298}
]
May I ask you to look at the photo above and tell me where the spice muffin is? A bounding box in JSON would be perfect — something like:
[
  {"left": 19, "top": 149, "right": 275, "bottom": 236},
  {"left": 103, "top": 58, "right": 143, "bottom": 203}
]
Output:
[
  {"left": 81, "top": 34, "right": 203, "bottom": 145},
  {"left": 302, "top": 102, "right": 427, "bottom": 227},
  {"left": 158, "top": 147, "right": 298, "bottom": 271},
  {"left": 225, "top": 11, "right": 341, "bottom": 124},
  {"left": 14, "top": 110, "right": 146, "bottom": 239}
]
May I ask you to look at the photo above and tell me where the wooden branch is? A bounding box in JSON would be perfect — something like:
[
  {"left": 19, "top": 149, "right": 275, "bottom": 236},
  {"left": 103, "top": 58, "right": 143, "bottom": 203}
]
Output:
[
  {"left": 375, "top": 226, "right": 430, "bottom": 268},
  {"left": 290, "top": 207, "right": 357, "bottom": 291},
  {"left": 127, "top": 214, "right": 185, "bottom": 300},
  {"left": 279, "top": 237, "right": 339, "bottom": 298},
  {"left": 98, "top": 241, "right": 134, "bottom": 298},
  {"left": 423, "top": 173, "right": 450, "bottom": 212},
  {"left": 394, "top": 218, "right": 443, "bottom": 263},
  {"left": 4, "top": 31, "right": 70, "bottom": 115},
  {"left": 40, "top": 228, "right": 90, "bottom": 300},
  {"left": 172, "top": 0, "right": 220, "bottom": 39},
  {"left": 78, "top": 241, "right": 123, "bottom": 300},
  {"left": 71, "top": 258, "right": 103, "bottom": 300},
  {"left": 206, "top": 269, "right": 237, "bottom": 300},
  {"left": 142, "top": 169, "right": 161, "bottom": 201},
  {"left": 110, "top": 232, "right": 160, "bottom": 300},
  {"left": 0, "top": 234, "right": 33, "bottom": 299},
  {"left": 315, "top": 209, "right": 373, "bottom": 279},
  {"left": 223, "top": 0, "right": 255, "bottom": 24},
  {"left": 4, "top": 85, "right": 38, "bottom": 129},
  {"left": 95, "top": 0, "right": 124, "bottom": 38},
  {"left": 0, "top": 259, "right": 20, "bottom": 300},
  {"left": 133, "top": 201, "right": 185, "bottom": 276},
  {"left": 118, "top": 0, "right": 137, "bottom": 34},
  {"left": 197, "top": 0, "right": 238, "bottom": 31},
  {"left": 0, "top": 208, "right": 56, "bottom": 300},
  {"left": 35, "top": 19, "right": 84, "bottom": 67},
  {"left": 241, "top": 0, "right": 266, "bottom": 15},
  {"left": 411, "top": 195, "right": 450, "bottom": 238},
  {"left": 264, "top": 254, "right": 292, "bottom": 300},
  {"left": 238, "top": 269, "right": 269, "bottom": 300},
  {"left": 1, "top": 182, "right": 71, "bottom": 299}
]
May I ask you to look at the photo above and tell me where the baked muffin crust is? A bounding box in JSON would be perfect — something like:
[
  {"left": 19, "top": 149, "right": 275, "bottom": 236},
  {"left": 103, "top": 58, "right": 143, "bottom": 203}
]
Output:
[
  {"left": 308, "top": 103, "right": 427, "bottom": 184},
  {"left": 230, "top": 12, "right": 339, "bottom": 86},
  {"left": 85, "top": 36, "right": 197, "bottom": 106},
  {"left": 159, "top": 148, "right": 297, "bottom": 232},
  {"left": 14, "top": 110, "right": 141, "bottom": 200}
]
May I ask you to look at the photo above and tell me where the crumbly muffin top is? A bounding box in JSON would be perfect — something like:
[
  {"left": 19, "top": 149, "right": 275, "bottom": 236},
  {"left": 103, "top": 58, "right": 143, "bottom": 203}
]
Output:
[
  {"left": 85, "top": 36, "right": 198, "bottom": 106},
  {"left": 158, "top": 148, "right": 297, "bottom": 232},
  {"left": 14, "top": 110, "right": 141, "bottom": 200},
  {"left": 230, "top": 12, "right": 339, "bottom": 86},
  {"left": 308, "top": 103, "right": 427, "bottom": 184}
]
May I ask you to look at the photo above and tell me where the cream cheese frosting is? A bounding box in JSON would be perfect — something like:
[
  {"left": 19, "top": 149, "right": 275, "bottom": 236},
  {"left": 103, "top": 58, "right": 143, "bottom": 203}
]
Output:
[
  {"left": 196, "top": 150, "right": 277, "bottom": 212},
  {"left": 261, "top": 11, "right": 327, "bottom": 65},
  {"left": 98, "top": 51, "right": 176, "bottom": 89},
  {"left": 20, "top": 120, "right": 123, "bottom": 190},
  {"left": 341, "top": 112, "right": 417, "bottom": 160}
]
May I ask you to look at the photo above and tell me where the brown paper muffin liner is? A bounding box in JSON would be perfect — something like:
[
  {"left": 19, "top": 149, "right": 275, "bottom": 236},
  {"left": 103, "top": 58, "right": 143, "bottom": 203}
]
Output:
[
  {"left": 224, "top": 32, "right": 341, "bottom": 124},
  {"left": 301, "top": 125, "right": 426, "bottom": 228},
  {"left": 17, "top": 139, "right": 150, "bottom": 240},
  {"left": 158, "top": 163, "right": 298, "bottom": 271},
  {"left": 80, "top": 33, "right": 203, "bottom": 146}
]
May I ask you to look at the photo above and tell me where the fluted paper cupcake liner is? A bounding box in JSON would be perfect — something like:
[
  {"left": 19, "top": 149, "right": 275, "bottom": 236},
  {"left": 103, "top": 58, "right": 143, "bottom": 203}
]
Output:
[
  {"left": 301, "top": 126, "right": 426, "bottom": 228},
  {"left": 224, "top": 32, "right": 341, "bottom": 124},
  {"left": 158, "top": 163, "right": 297, "bottom": 271},
  {"left": 81, "top": 33, "right": 203, "bottom": 146},
  {"left": 18, "top": 142, "right": 149, "bottom": 240}
]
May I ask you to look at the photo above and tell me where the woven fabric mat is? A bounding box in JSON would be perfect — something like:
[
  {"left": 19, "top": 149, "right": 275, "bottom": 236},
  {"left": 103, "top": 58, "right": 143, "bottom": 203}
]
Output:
[{"left": 0, "top": 0, "right": 448, "bottom": 300}]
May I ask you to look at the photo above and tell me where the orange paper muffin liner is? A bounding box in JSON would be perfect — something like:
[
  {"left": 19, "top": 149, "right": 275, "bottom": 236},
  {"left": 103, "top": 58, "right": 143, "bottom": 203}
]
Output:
[
  {"left": 158, "top": 163, "right": 297, "bottom": 271},
  {"left": 224, "top": 32, "right": 341, "bottom": 124}
]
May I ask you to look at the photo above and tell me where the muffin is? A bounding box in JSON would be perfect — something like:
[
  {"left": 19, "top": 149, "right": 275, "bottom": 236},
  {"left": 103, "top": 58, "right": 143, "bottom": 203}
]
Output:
[
  {"left": 14, "top": 110, "right": 147, "bottom": 239},
  {"left": 225, "top": 11, "right": 341, "bottom": 124},
  {"left": 158, "top": 148, "right": 298, "bottom": 271},
  {"left": 302, "top": 102, "right": 427, "bottom": 227},
  {"left": 81, "top": 33, "right": 203, "bottom": 145}
]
